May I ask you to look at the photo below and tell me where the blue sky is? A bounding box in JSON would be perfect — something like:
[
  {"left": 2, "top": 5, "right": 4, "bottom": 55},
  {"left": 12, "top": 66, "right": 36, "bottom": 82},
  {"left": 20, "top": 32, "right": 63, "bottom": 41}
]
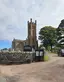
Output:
[
  {"left": 0, "top": 0, "right": 64, "bottom": 49},
  {"left": 0, "top": 40, "right": 11, "bottom": 49}
]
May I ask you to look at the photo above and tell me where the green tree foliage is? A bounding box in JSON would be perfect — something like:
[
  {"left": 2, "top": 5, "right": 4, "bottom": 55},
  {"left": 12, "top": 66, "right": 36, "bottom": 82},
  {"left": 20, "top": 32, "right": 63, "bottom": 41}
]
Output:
[
  {"left": 56, "top": 19, "right": 64, "bottom": 48},
  {"left": 39, "top": 26, "right": 57, "bottom": 52}
]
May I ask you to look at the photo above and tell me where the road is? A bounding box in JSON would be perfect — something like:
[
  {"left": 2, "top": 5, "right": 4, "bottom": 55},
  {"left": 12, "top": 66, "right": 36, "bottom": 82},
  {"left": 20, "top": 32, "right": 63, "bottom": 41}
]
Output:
[{"left": 0, "top": 53, "right": 64, "bottom": 82}]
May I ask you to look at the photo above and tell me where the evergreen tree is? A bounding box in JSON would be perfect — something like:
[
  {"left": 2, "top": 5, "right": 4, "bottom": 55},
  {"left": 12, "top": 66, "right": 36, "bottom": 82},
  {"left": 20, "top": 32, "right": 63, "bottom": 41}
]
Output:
[{"left": 57, "top": 19, "right": 64, "bottom": 48}]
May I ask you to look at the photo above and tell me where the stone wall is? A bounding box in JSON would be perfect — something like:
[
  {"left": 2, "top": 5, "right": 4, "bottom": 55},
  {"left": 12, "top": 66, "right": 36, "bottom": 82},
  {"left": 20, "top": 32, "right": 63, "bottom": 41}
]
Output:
[{"left": 0, "top": 51, "right": 34, "bottom": 64}]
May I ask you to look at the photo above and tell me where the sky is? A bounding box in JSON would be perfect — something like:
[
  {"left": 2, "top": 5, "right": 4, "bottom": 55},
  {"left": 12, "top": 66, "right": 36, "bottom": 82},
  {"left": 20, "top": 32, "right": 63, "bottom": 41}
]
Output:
[{"left": 0, "top": 0, "right": 64, "bottom": 49}]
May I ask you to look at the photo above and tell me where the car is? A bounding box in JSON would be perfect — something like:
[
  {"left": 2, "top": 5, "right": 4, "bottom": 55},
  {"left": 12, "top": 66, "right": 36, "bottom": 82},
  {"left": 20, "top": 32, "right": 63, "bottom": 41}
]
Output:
[
  {"left": 23, "top": 45, "right": 32, "bottom": 51},
  {"left": 58, "top": 49, "right": 64, "bottom": 57}
]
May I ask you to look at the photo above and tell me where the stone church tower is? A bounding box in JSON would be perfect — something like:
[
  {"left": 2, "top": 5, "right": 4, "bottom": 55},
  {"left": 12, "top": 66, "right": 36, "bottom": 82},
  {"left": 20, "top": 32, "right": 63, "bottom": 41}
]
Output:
[
  {"left": 12, "top": 18, "right": 38, "bottom": 51},
  {"left": 28, "top": 18, "right": 38, "bottom": 49}
]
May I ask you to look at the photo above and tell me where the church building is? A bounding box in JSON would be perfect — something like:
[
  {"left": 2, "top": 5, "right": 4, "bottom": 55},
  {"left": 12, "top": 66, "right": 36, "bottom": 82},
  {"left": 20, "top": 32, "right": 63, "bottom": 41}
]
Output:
[{"left": 12, "top": 18, "right": 38, "bottom": 51}]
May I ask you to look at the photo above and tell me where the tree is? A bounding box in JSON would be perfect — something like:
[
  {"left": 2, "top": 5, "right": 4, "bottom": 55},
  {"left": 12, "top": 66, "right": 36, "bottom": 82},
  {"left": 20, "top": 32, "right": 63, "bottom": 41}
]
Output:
[
  {"left": 57, "top": 19, "right": 64, "bottom": 48},
  {"left": 39, "top": 26, "right": 57, "bottom": 52},
  {"left": 2, "top": 48, "right": 8, "bottom": 50}
]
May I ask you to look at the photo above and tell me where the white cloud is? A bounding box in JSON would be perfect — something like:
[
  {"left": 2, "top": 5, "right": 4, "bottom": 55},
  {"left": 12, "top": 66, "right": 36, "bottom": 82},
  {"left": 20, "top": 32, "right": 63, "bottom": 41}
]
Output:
[{"left": 0, "top": 0, "right": 64, "bottom": 41}]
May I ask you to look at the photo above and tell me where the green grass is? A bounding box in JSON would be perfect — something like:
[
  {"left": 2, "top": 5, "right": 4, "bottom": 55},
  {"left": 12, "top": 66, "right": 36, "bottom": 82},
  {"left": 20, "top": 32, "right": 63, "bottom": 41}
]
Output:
[{"left": 44, "top": 55, "right": 49, "bottom": 61}]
